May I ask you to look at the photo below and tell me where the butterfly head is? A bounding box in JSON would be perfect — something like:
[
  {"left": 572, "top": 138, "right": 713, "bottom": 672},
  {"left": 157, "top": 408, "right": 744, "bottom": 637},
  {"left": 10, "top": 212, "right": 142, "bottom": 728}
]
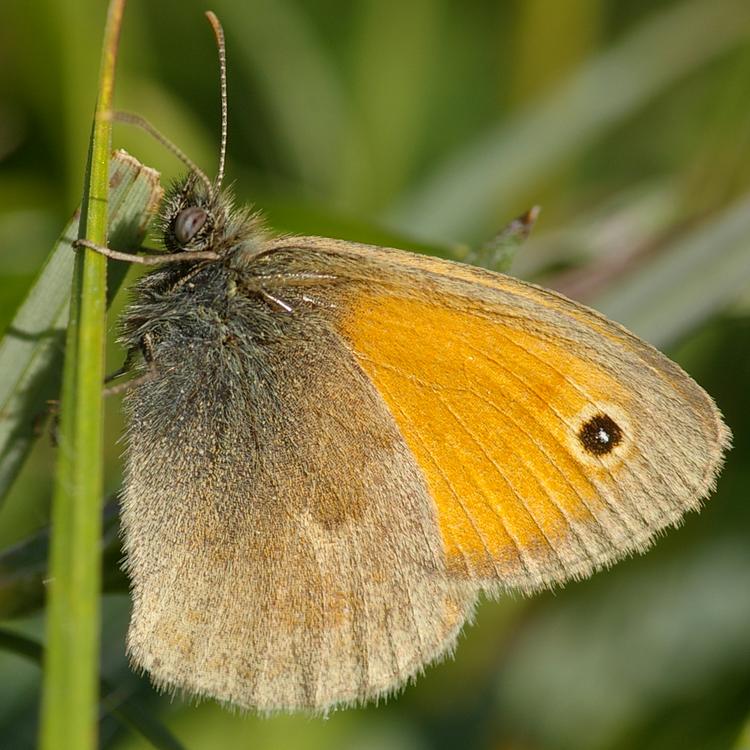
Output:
[
  {"left": 156, "top": 13, "right": 248, "bottom": 261},
  {"left": 158, "top": 171, "right": 267, "bottom": 263},
  {"left": 160, "top": 173, "right": 223, "bottom": 254}
]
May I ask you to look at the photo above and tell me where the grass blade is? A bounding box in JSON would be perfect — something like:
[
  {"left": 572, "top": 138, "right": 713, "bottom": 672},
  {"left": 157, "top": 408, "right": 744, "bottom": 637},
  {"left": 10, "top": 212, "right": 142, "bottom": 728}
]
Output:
[{"left": 39, "top": 2, "right": 128, "bottom": 748}]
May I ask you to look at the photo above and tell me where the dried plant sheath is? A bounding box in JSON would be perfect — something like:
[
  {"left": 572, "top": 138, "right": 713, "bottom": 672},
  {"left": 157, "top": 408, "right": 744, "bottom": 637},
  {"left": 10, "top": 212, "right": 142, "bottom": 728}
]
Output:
[{"left": 0, "top": 151, "right": 162, "bottom": 505}]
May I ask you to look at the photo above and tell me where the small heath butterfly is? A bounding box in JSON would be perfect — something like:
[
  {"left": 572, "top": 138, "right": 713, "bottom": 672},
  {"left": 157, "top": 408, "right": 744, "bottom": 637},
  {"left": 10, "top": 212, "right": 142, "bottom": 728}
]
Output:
[{"left": 90, "top": 12, "right": 730, "bottom": 713}]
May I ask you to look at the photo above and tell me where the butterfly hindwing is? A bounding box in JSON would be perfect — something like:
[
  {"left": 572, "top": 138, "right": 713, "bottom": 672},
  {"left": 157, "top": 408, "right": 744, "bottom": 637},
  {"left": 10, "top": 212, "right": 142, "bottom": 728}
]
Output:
[{"left": 122, "top": 275, "right": 475, "bottom": 713}]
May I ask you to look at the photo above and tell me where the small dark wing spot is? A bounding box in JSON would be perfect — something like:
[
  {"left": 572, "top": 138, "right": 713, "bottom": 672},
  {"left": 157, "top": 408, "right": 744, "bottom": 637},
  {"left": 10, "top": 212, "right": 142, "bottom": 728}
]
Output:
[{"left": 578, "top": 413, "right": 623, "bottom": 455}]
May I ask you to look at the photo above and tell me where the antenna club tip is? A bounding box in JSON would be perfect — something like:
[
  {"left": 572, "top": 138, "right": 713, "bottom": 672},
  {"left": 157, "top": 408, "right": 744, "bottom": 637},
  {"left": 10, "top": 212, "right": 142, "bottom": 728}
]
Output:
[{"left": 205, "top": 10, "right": 224, "bottom": 37}]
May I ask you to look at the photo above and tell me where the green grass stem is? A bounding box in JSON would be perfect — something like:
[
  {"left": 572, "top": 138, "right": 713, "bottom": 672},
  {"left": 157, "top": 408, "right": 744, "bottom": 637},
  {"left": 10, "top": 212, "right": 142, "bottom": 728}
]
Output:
[{"left": 39, "top": 2, "right": 127, "bottom": 748}]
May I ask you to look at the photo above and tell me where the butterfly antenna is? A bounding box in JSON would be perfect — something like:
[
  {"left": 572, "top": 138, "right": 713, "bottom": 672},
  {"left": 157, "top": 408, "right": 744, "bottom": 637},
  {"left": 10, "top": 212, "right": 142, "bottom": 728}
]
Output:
[
  {"left": 112, "top": 110, "right": 213, "bottom": 194},
  {"left": 205, "top": 11, "right": 228, "bottom": 189}
]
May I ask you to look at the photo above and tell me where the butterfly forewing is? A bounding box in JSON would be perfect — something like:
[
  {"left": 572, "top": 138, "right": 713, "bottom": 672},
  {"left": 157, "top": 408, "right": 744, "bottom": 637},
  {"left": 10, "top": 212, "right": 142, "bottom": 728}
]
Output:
[{"left": 254, "top": 236, "right": 730, "bottom": 592}]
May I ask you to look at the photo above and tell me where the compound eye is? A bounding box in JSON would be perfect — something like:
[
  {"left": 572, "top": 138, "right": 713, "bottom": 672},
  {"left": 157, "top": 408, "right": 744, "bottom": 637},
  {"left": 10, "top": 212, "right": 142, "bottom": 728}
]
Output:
[{"left": 174, "top": 206, "right": 208, "bottom": 244}]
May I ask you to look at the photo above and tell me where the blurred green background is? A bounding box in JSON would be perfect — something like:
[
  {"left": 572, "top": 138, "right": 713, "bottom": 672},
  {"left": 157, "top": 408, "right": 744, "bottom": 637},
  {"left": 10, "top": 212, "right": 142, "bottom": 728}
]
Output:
[{"left": 2, "top": 0, "right": 750, "bottom": 748}]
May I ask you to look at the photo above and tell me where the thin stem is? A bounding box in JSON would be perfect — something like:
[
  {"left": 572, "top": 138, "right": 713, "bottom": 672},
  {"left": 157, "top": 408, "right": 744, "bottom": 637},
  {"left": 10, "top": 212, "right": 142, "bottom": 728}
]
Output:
[{"left": 39, "top": 2, "right": 127, "bottom": 749}]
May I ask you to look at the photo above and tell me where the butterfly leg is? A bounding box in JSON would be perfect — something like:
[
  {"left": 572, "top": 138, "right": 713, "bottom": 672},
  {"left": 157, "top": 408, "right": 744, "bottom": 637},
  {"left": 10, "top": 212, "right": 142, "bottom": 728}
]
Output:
[
  {"left": 102, "top": 335, "right": 158, "bottom": 398},
  {"left": 105, "top": 347, "right": 139, "bottom": 385},
  {"left": 73, "top": 239, "right": 219, "bottom": 265},
  {"left": 102, "top": 368, "right": 156, "bottom": 398},
  {"left": 37, "top": 349, "right": 146, "bottom": 442}
]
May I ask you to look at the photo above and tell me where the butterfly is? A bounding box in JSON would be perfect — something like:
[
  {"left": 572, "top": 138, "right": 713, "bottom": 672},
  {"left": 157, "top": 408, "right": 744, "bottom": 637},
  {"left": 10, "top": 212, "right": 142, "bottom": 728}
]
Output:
[{"left": 79, "top": 11, "right": 730, "bottom": 713}]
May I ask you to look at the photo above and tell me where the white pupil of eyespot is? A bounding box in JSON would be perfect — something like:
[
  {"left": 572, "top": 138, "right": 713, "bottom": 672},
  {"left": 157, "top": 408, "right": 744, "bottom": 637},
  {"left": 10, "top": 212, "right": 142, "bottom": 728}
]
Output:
[{"left": 597, "top": 428, "right": 610, "bottom": 443}]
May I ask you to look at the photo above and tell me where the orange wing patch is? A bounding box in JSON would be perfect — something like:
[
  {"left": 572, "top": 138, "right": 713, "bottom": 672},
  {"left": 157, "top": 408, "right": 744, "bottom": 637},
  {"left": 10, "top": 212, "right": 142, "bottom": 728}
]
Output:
[{"left": 340, "top": 292, "right": 631, "bottom": 588}]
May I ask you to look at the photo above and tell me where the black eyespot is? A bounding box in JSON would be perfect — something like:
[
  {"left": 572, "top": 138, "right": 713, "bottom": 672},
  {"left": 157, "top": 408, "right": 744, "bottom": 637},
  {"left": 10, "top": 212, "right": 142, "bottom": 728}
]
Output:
[
  {"left": 578, "top": 413, "right": 623, "bottom": 455},
  {"left": 174, "top": 206, "right": 208, "bottom": 244}
]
